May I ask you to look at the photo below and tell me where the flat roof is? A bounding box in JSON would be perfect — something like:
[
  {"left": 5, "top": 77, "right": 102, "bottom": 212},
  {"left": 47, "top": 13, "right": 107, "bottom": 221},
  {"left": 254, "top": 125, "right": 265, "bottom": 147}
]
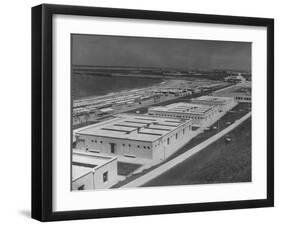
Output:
[
  {"left": 72, "top": 165, "right": 92, "bottom": 181},
  {"left": 192, "top": 95, "right": 234, "bottom": 103},
  {"left": 72, "top": 151, "right": 117, "bottom": 181},
  {"left": 213, "top": 85, "right": 251, "bottom": 98},
  {"left": 149, "top": 102, "right": 213, "bottom": 115},
  {"left": 100, "top": 107, "right": 114, "bottom": 112},
  {"left": 75, "top": 114, "right": 190, "bottom": 142}
]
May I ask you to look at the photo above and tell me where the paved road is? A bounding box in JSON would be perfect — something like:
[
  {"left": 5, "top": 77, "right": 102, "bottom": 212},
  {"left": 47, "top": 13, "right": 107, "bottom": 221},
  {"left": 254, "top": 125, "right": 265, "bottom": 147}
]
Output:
[{"left": 121, "top": 111, "right": 252, "bottom": 188}]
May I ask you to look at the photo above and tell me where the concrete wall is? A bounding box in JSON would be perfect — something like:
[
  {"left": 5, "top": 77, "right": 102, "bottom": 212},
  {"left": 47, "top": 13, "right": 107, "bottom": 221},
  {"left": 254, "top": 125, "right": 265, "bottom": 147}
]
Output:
[
  {"left": 152, "top": 120, "right": 193, "bottom": 162},
  {"left": 93, "top": 159, "right": 118, "bottom": 189},
  {"left": 148, "top": 108, "right": 217, "bottom": 126},
  {"left": 76, "top": 135, "right": 153, "bottom": 159},
  {"left": 75, "top": 120, "right": 193, "bottom": 162},
  {"left": 72, "top": 172, "right": 94, "bottom": 190},
  {"left": 72, "top": 158, "right": 118, "bottom": 190}
]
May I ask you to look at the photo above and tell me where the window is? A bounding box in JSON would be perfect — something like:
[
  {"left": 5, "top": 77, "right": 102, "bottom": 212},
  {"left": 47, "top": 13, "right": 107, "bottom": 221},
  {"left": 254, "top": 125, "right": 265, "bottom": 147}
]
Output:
[
  {"left": 183, "top": 128, "right": 185, "bottom": 134},
  {"left": 95, "top": 140, "right": 97, "bottom": 143},
  {"left": 78, "top": 185, "right": 85, "bottom": 190},
  {"left": 167, "top": 138, "right": 170, "bottom": 145},
  {"left": 123, "top": 144, "right": 125, "bottom": 147},
  {"left": 147, "top": 146, "right": 150, "bottom": 149},
  {"left": 103, "top": 171, "right": 108, "bottom": 183},
  {"left": 137, "top": 145, "right": 140, "bottom": 148},
  {"left": 144, "top": 146, "right": 146, "bottom": 149},
  {"left": 110, "top": 143, "right": 116, "bottom": 154},
  {"left": 100, "top": 141, "right": 103, "bottom": 144},
  {"left": 86, "top": 147, "right": 88, "bottom": 151},
  {"left": 129, "top": 144, "right": 131, "bottom": 147},
  {"left": 176, "top": 133, "right": 178, "bottom": 139}
]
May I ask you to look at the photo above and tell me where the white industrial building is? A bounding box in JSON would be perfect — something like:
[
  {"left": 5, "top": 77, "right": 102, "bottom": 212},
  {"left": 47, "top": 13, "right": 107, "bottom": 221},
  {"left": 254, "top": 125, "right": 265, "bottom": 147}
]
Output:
[
  {"left": 191, "top": 95, "right": 237, "bottom": 112},
  {"left": 213, "top": 83, "right": 252, "bottom": 103},
  {"left": 224, "top": 73, "right": 246, "bottom": 83},
  {"left": 74, "top": 114, "right": 193, "bottom": 162},
  {"left": 148, "top": 102, "right": 217, "bottom": 127},
  {"left": 72, "top": 150, "right": 118, "bottom": 190}
]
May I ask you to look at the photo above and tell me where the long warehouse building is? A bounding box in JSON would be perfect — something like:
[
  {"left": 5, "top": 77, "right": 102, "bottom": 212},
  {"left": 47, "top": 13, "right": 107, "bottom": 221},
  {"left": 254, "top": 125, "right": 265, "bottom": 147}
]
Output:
[
  {"left": 191, "top": 95, "right": 237, "bottom": 112},
  {"left": 74, "top": 114, "right": 193, "bottom": 162},
  {"left": 148, "top": 102, "right": 217, "bottom": 127}
]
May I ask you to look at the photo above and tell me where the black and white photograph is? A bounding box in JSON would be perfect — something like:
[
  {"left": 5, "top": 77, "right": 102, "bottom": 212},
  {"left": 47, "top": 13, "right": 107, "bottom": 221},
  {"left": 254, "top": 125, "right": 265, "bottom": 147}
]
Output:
[
  {"left": 29, "top": 3, "right": 274, "bottom": 222},
  {"left": 71, "top": 34, "right": 252, "bottom": 191}
]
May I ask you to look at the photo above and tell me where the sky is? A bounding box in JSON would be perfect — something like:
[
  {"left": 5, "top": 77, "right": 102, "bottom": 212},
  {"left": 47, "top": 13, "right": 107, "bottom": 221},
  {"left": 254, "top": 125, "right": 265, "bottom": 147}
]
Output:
[{"left": 72, "top": 34, "right": 251, "bottom": 71}]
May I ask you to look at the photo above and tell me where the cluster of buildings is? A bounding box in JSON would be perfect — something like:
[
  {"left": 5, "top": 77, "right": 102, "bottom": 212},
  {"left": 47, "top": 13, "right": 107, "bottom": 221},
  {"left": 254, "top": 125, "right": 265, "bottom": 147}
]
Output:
[
  {"left": 224, "top": 73, "right": 246, "bottom": 83},
  {"left": 73, "top": 92, "right": 147, "bottom": 116},
  {"left": 72, "top": 93, "right": 240, "bottom": 190},
  {"left": 72, "top": 80, "right": 228, "bottom": 126},
  {"left": 73, "top": 86, "right": 192, "bottom": 118}
]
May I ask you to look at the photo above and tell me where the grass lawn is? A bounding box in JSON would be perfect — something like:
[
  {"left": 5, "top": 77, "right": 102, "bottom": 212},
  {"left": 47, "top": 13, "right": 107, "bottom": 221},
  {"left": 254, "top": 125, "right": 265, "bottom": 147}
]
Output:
[
  {"left": 143, "top": 118, "right": 251, "bottom": 187},
  {"left": 163, "top": 103, "right": 251, "bottom": 162},
  {"left": 117, "top": 162, "right": 142, "bottom": 176}
]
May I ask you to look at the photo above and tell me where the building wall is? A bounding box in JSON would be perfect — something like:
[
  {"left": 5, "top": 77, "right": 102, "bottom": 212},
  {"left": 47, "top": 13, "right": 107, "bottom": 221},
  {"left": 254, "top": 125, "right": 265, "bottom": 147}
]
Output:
[
  {"left": 76, "top": 120, "right": 193, "bottom": 162},
  {"left": 72, "top": 172, "right": 94, "bottom": 190},
  {"left": 148, "top": 108, "right": 217, "bottom": 126},
  {"left": 72, "top": 158, "right": 118, "bottom": 190},
  {"left": 152, "top": 120, "right": 193, "bottom": 161},
  {"left": 76, "top": 135, "right": 153, "bottom": 159},
  {"left": 92, "top": 159, "right": 118, "bottom": 189}
]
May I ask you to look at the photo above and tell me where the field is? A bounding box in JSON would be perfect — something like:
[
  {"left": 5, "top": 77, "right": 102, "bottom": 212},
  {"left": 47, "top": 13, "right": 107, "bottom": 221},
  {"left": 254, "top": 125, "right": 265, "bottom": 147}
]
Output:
[
  {"left": 164, "top": 103, "right": 251, "bottom": 162},
  {"left": 143, "top": 118, "right": 251, "bottom": 187},
  {"left": 117, "top": 162, "right": 142, "bottom": 176}
]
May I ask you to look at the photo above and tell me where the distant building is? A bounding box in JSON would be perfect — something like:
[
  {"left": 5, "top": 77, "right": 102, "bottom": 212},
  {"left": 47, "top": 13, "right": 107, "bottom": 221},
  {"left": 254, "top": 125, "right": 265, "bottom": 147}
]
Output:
[
  {"left": 213, "top": 83, "right": 251, "bottom": 103},
  {"left": 153, "top": 88, "right": 192, "bottom": 97},
  {"left": 72, "top": 151, "right": 118, "bottom": 190},
  {"left": 148, "top": 102, "right": 217, "bottom": 127},
  {"left": 74, "top": 114, "right": 193, "bottom": 162},
  {"left": 191, "top": 95, "right": 237, "bottom": 112},
  {"left": 99, "top": 107, "right": 114, "bottom": 114},
  {"left": 224, "top": 73, "right": 246, "bottom": 83}
]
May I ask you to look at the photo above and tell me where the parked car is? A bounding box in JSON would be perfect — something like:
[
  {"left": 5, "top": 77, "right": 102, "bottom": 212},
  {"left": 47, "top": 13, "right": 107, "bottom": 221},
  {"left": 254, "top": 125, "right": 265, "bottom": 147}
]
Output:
[{"left": 225, "top": 136, "right": 232, "bottom": 143}]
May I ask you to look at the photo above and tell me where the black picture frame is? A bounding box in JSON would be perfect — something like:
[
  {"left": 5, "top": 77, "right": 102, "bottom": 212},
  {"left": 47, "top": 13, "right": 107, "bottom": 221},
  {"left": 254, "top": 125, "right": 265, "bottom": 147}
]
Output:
[{"left": 31, "top": 4, "right": 274, "bottom": 222}]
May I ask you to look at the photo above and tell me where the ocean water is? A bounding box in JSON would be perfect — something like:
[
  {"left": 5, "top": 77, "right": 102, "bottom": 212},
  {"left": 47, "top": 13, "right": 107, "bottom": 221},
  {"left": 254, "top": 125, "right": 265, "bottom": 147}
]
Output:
[{"left": 71, "top": 74, "right": 163, "bottom": 100}]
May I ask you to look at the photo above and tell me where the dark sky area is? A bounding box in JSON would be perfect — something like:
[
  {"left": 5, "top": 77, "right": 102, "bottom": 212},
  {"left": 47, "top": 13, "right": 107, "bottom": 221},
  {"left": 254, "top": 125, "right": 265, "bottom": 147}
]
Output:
[{"left": 72, "top": 34, "right": 251, "bottom": 71}]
